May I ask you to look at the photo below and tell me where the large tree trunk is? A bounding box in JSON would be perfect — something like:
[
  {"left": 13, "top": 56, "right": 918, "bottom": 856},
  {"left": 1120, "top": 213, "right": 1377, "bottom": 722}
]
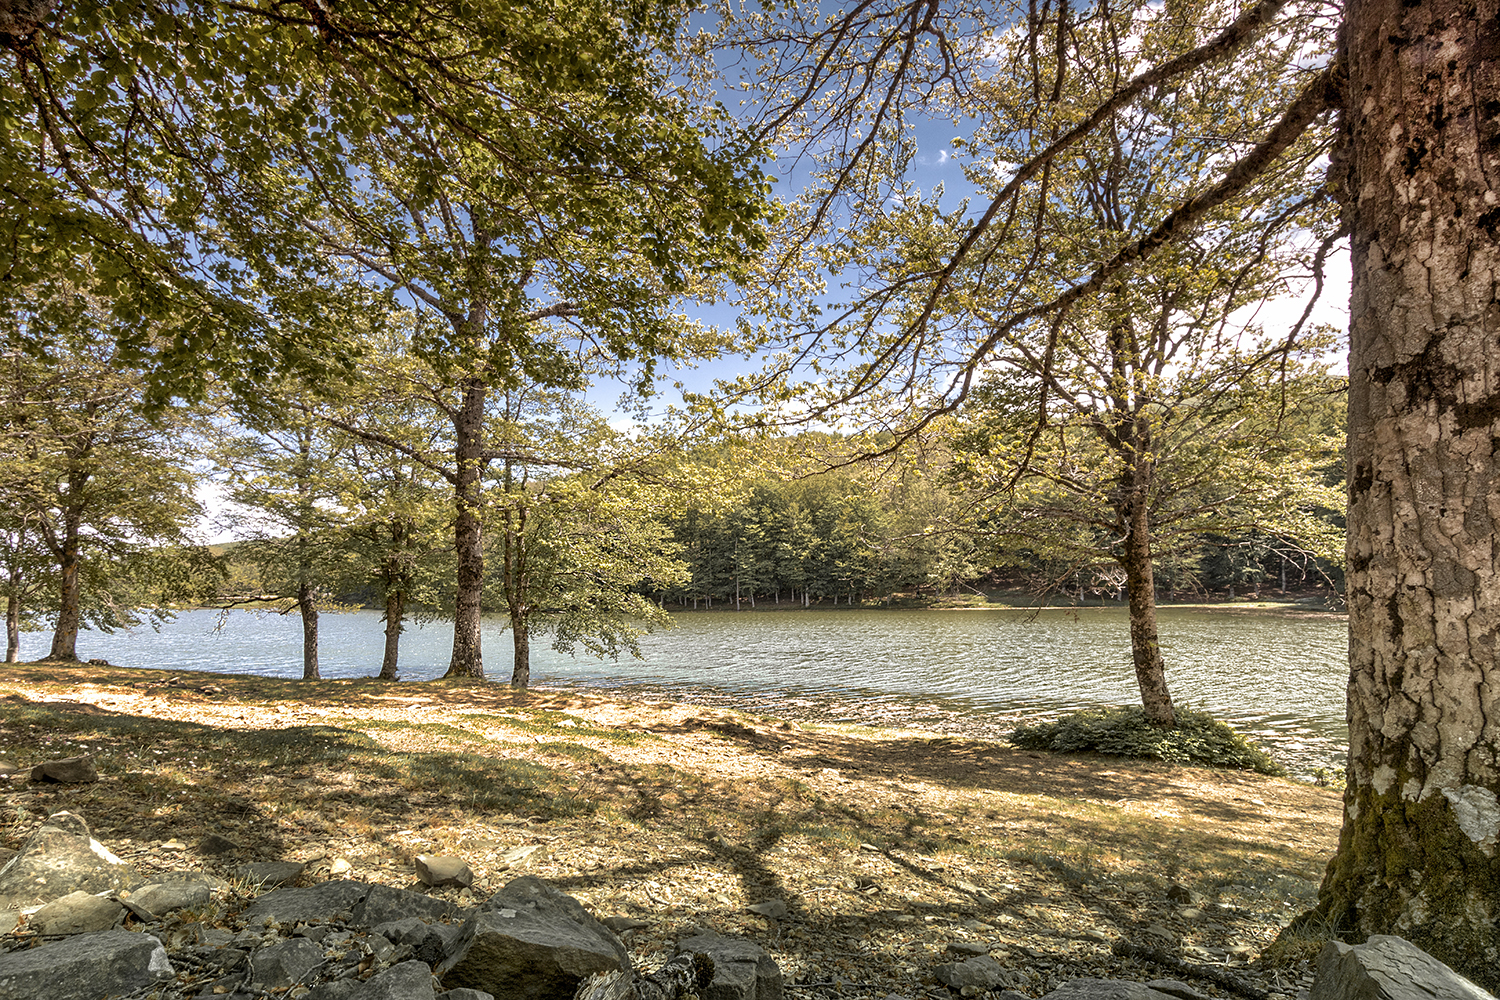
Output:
[
  {"left": 299, "top": 578, "right": 320, "bottom": 680},
  {"left": 6, "top": 593, "right": 19, "bottom": 663},
  {"left": 1295, "top": 0, "right": 1500, "bottom": 986},
  {"left": 446, "top": 378, "right": 487, "bottom": 679},
  {"left": 1121, "top": 480, "right": 1175, "bottom": 728}
]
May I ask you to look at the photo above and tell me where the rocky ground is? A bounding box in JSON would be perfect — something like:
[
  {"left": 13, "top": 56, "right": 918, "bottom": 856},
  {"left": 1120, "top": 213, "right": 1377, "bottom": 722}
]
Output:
[{"left": 0, "top": 662, "right": 1344, "bottom": 999}]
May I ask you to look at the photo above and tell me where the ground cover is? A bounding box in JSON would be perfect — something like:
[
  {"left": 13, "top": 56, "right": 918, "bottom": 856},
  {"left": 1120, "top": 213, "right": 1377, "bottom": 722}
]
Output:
[{"left": 0, "top": 663, "right": 1342, "bottom": 999}]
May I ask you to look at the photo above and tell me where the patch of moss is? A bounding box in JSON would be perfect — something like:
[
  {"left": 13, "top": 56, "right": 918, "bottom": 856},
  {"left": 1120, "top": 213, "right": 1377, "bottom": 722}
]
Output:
[{"left": 1010, "top": 705, "right": 1285, "bottom": 775}]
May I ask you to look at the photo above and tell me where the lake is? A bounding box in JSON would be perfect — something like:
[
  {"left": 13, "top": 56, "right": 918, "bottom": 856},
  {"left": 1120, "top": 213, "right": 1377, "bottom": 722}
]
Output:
[{"left": 19, "top": 605, "right": 1349, "bottom": 777}]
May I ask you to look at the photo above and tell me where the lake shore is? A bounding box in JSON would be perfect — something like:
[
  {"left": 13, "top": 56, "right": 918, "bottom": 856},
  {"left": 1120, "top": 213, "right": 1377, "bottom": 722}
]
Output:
[{"left": 2, "top": 661, "right": 1341, "bottom": 1000}]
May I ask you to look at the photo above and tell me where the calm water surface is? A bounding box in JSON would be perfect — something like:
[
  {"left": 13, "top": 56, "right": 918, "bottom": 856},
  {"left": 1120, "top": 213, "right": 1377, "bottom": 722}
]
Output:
[{"left": 22, "top": 606, "right": 1349, "bottom": 775}]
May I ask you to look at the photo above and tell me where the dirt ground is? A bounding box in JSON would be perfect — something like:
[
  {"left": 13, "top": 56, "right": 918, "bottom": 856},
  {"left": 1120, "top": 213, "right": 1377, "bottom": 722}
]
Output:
[{"left": 1, "top": 662, "right": 1343, "bottom": 1000}]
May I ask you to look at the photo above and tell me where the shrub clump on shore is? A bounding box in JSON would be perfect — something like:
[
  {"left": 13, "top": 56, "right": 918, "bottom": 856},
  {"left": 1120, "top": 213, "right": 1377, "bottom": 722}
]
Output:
[{"left": 1010, "top": 705, "right": 1286, "bottom": 775}]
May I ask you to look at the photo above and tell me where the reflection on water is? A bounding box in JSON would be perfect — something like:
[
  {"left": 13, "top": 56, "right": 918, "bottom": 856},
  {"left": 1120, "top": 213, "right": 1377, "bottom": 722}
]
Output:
[{"left": 23, "top": 605, "right": 1348, "bottom": 776}]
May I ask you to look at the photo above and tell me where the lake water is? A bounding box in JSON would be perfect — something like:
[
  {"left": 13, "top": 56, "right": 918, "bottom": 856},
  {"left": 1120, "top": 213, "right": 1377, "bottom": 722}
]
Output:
[{"left": 21, "top": 605, "right": 1349, "bottom": 776}]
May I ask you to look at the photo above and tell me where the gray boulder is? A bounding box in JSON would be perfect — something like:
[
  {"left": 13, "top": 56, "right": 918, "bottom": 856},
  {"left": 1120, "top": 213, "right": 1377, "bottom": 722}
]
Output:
[
  {"left": 307, "top": 981, "right": 365, "bottom": 1000},
  {"left": 375, "top": 916, "right": 463, "bottom": 965},
  {"left": 675, "top": 932, "right": 784, "bottom": 1000},
  {"left": 240, "top": 880, "right": 372, "bottom": 927},
  {"left": 353, "top": 883, "right": 455, "bottom": 926},
  {"left": 0, "top": 928, "right": 172, "bottom": 1000},
  {"left": 435, "top": 876, "right": 629, "bottom": 1000},
  {"left": 30, "top": 756, "right": 98, "bottom": 783},
  {"left": 29, "top": 890, "right": 125, "bottom": 935},
  {"left": 1309, "top": 936, "right": 1496, "bottom": 1000},
  {"left": 0, "top": 810, "right": 139, "bottom": 908},
  {"left": 252, "top": 936, "right": 327, "bottom": 989},
  {"left": 934, "top": 955, "right": 1007, "bottom": 990},
  {"left": 1040, "top": 981, "right": 1184, "bottom": 1000},
  {"left": 353, "top": 960, "right": 438, "bottom": 1000},
  {"left": 439, "top": 991, "right": 498, "bottom": 1000}
]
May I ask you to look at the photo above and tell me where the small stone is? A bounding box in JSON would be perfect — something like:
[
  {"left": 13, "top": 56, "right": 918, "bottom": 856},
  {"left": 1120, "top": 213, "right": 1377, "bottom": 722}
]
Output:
[
  {"left": 934, "top": 956, "right": 1006, "bottom": 990},
  {"left": 945, "top": 941, "right": 990, "bottom": 957},
  {"left": 415, "top": 854, "right": 473, "bottom": 888},
  {"left": 329, "top": 857, "right": 352, "bottom": 876},
  {"left": 160, "top": 839, "right": 187, "bottom": 851},
  {"left": 125, "top": 880, "right": 212, "bottom": 918},
  {"left": 601, "top": 916, "right": 650, "bottom": 933},
  {"left": 746, "top": 900, "right": 787, "bottom": 919},
  {"left": 1164, "top": 883, "right": 1200, "bottom": 904},
  {"left": 30, "top": 756, "right": 98, "bottom": 783},
  {"left": 354, "top": 960, "right": 437, "bottom": 1000},
  {"left": 1144, "top": 924, "right": 1179, "bottom": 945},
  {"left": 198, "top": 833, "right": 241, "bottom": 855}
]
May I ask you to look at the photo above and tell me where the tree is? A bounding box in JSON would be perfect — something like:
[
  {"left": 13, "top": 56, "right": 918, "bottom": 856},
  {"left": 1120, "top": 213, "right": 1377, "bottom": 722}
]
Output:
[
  {"left": 717, "top": 0, "right": 1498, "bottom": 981},
  {"left": 1276, "top": 0, "right": 1500, "bottom": 982},
  {"left": 949, "top": 364, "right": 1345, "bottom": 726},
  {"left": 212, "top": 400, "right": 349, "bottom": 681},
  {"left": 0, "top": 279, "right": 206, "bottom": 660},
  {"left": 483, "top": 388, "right": 685, "bottom": 688}
]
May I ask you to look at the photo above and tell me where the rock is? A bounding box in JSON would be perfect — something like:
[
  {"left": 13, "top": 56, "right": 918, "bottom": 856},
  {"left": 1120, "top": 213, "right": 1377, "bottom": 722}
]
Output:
[
  {"left": 30, "top": 756, "right": 98, "bottom": 783},
  {"left": 330, "top": 857, "right": 353, "bottom": 876},
  {"left": 125, "top": 879, "right": 213, "bottom": 917},
  {"left": 675, "top": 931, "right": 784, "bottom": 1000},
  {"left": 934, "top": 955, "right": 1007, "bottom": 990},
  {"left": 352, "top": 960, "right": 438, "bottom": 1000},
  {"left": 1039, "top": 981, "right": 1183, "bottom": 1000},
  {"left": 1309, "top": 935, "right": 1496, "bottom": 1000},
  {"left": 746, "top": 900, "right": 787, "bottom": 920},
  {"left": 945, "top": 941, "right": 991, "bottom": 957},
  {"left": 252, "top": 936, "right": 327, "bottom": 990},
  {"left": 0, "top": 760, "right": 20, "bottom": 779},
  {"left": 1145, "top": 981, "right": 1211, "bottom": 1000},
  {"left": 240, "top": 880, "right": 372, "bottom": 927},
  {"left": 0, "top": 810, "right": 139, "bottom": 908},
  {"left": 375, "top": 916, "right": 463, "bottom": 964},
  {"left": 436, "top": 876, "right": 629, "bottom": 1000},
  {"left": 417, "top": 854, "right": 474, "bottom": 889},
  {"left": 29, "top": 890, "right": 126, "bottom": 934},
  {"left": 235, "top": 860, "right": 307, "bottom": 888},
  {"left": 0, "top": 928, "right": 172, "bottom": 1000},
  {"left": 1164, "top": 883, "right": 1199, "bottom": 905},
  {"left": 198, "top": 833, "right": 241, "bottom": 855},
  {"left": 439, "top": 990, "right": 498, "bottom": 1000},
  {"left": 600, "top": 916, "right": 650, "bottom": 934},
  {"left": 354, "top": 883, "right": 455, "bottom": 927},
  {"left": 307, "top": 980, "right": 365, "bottom": 1000}
]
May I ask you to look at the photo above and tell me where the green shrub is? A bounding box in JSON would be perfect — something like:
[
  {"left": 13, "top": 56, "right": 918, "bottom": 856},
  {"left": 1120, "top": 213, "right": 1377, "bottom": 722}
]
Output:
[{"left": 1009, "top": 705, "right": 1286, "bottom": 775}]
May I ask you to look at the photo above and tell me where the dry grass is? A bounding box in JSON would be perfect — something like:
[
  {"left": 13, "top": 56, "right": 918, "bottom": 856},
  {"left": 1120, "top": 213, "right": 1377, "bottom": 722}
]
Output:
[{"left": 0, "top": 661, "right": 1343, "bottom": 999}]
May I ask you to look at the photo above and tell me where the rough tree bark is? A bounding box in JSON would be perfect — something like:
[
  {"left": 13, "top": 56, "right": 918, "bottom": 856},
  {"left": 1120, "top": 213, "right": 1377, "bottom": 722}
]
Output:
[
  {"left": 6, "top": 594, "right": 19, "bottom": 663},
  {"left": 46, "top": 508, "right": 82, "bottom": 661},
  {"left": 1296, "top": 0, "right": 1500, "bottom": 986},
  {"left": 379, "top": 587, "right": 404, "bottom": 681}
]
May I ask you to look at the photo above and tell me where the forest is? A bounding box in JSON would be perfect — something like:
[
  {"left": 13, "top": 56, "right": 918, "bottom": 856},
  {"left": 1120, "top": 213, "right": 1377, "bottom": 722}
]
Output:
[{"left": 1, "top": 0, "right": 1497, "bottom": 983}]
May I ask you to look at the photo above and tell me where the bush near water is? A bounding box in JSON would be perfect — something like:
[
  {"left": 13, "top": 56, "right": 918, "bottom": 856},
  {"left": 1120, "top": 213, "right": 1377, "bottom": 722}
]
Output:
[{"left": 1010, "top": 705, "right": 1286, "bottom": 775}]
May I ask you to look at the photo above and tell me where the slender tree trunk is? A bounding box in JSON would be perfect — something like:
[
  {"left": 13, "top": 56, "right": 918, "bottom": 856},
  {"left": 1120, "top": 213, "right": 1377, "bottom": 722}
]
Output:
[
  {"left": 1121, "top": 498, "right": 1174, "bottom": 728},
  {"left": 379, "top": 588, "right": 404, "bottom": 681},
  {"left": 6, "top": 593, "right": 19, "bottom": 663},
  {"left": 446, "top": 378, "right": 487, "bottom": 679},
  {"left": 511, "top": 615, "right": 530, "bottom": 689},
  {"left": 299, "top": 578, "right": 319, "bottom": 680},
  {"left": 1287, "top": 0, "right": 1500, "bottom": 986},
  {"left": 48, "top": 519, "right": 82, "bottom": 661}
]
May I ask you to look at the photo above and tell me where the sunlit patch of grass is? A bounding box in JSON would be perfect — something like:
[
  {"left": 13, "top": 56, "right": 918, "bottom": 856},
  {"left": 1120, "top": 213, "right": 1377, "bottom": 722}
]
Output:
[{"left": 463, "top": 710, "right": 653, "bottom": 744}]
